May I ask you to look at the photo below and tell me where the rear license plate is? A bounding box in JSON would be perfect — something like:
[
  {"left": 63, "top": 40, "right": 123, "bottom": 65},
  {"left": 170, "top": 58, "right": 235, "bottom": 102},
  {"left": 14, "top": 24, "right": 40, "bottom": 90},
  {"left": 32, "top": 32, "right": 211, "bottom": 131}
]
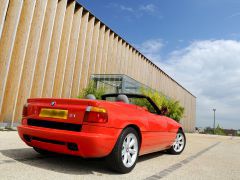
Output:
[{"left": 39, "top": 108, "right": 68, "bottom": 119}]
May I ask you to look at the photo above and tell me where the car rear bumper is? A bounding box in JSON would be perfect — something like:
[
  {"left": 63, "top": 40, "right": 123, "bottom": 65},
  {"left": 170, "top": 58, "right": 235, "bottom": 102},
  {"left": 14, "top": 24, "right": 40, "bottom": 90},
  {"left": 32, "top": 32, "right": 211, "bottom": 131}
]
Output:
[{"left": 17, "top": 124, "right": 121, "bottom": 158}]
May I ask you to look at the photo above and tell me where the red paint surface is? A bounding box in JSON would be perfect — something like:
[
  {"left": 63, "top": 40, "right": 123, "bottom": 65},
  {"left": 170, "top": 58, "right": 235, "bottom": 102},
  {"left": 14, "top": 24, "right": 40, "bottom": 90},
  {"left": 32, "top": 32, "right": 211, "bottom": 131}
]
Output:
[{"left": 18, "top": 98, "right": 183, "bottom": 157}]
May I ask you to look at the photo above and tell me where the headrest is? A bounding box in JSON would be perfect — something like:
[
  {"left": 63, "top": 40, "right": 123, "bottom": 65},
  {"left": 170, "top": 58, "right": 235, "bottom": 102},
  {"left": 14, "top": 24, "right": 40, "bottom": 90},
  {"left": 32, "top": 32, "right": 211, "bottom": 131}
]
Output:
[
  {"left": 85, "top": 94, "right": 96, "bottom": 100},
  {"left": 116, "top": 95, "right": 129, "bottom": 104}
]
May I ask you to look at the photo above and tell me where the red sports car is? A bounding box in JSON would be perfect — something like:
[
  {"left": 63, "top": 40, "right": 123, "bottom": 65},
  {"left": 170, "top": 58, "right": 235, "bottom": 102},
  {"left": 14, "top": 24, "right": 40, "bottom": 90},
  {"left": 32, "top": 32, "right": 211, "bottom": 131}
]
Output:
[{"left": 18, "top": 93, "right": 186, "bottom": 173}]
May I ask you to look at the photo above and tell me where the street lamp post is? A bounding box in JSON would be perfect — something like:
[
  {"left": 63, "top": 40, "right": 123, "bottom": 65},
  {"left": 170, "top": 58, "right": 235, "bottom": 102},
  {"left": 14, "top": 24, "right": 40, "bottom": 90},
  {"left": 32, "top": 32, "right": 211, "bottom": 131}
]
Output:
[{"left": 213, "top": 109, "right": 216, "bottom": 134}]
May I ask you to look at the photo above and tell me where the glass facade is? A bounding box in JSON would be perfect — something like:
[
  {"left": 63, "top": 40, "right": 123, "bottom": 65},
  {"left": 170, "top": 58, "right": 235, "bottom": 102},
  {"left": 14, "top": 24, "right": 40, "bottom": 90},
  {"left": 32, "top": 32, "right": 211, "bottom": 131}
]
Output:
[{"left": 91, "top": 74, "right": 152, "bottom": 94}]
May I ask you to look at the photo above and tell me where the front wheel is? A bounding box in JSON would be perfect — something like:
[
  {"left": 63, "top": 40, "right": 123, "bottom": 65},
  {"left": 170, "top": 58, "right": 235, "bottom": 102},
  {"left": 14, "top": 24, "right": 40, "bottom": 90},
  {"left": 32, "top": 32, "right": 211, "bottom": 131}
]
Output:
[
  {"left": 106, "top": 127, "right": 139, "bottom": 173},
  {"left": 168, "top": 131, "right": 186, "bottom": 155}
]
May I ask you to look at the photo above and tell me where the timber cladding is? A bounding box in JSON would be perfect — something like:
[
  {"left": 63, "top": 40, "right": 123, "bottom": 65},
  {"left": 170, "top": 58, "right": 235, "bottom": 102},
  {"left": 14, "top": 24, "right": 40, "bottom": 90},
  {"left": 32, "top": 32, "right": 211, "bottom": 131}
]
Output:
[{"left": 0, "top": 0, "right": 196, "bottom": 132}]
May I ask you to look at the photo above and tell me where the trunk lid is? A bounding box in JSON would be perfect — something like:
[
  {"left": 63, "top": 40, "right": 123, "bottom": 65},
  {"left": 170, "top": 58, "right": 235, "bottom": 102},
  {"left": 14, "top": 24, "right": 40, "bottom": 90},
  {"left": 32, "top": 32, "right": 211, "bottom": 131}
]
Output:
[{"left": 26, "top": 98, "right": 100, "bottom": 124}]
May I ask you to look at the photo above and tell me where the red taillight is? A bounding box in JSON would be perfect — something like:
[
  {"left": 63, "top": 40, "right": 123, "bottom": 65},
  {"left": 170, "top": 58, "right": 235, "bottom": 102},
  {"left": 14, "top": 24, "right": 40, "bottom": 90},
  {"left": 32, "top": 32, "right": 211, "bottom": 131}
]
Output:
[
  {"left": 84, "top": 106, "right": 108, "bottom": 123},
  {"left": 22, "top": 103, "right": 28, "bottom": 117},
  {"left": 22, "top": 118, "right": 27, "bottom": 125}
]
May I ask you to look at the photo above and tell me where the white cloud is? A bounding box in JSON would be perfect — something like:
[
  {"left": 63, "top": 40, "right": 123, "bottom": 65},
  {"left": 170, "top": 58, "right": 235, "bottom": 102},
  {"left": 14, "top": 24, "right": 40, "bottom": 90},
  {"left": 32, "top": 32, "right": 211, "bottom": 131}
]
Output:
[
  {"left": 226, "top": 12, "right": 240, "bottom": 19},
  {"left": 119, "top": 5, "right": 134, "bottom": 12},
  {"left": 136, "top": 39, "right": 163, "bottom": 60},
  {"left": 139, "top": 4, "right": 157, "bottom": 13},
  {"left": 107, "top": 3, "right": 160, "bottom": 18},
  {"left": 139, "top": 39, "right": 240, "bottom": 129}
]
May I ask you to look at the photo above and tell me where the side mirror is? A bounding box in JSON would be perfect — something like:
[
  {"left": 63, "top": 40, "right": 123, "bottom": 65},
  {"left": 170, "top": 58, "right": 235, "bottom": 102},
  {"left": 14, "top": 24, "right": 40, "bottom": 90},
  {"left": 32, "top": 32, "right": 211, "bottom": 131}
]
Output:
[{"left": 161, "top": 106, "right": 168, "bottom": 115}]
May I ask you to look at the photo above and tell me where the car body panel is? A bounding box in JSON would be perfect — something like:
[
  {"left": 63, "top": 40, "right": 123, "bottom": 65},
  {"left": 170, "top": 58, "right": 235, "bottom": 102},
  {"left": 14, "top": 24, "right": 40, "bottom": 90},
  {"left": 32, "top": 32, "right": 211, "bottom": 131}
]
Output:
[
  {"left": 18, "top": 96, "right": 183, "bottom": 157},
  {"left": 18, "top": 124, "right": 121, "bottom": 157}
]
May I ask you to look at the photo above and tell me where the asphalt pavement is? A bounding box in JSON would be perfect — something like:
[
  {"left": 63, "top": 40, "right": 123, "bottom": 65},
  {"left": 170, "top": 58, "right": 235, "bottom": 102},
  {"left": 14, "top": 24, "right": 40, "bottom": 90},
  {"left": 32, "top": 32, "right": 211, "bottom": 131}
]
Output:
[{"left": 0, "top": 131, "right": 239, "bottom": 180}]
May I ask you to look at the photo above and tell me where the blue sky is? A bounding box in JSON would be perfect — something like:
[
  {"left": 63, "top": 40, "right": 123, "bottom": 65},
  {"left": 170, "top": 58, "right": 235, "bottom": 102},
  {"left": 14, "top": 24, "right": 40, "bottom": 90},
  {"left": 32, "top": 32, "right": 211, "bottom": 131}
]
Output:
[
  {"left": 77, "top": 0, "right": 240, "bottom": 129},
  {"left": 78, "top": 0, "right": 240, "bottom": 57}
]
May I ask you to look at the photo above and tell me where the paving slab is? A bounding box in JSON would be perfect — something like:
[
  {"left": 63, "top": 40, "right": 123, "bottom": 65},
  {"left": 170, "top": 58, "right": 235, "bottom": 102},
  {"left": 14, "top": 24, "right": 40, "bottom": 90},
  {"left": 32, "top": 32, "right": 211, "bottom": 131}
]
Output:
[{"left": 0, "top": 132, "right": 239, "bottom": 180}]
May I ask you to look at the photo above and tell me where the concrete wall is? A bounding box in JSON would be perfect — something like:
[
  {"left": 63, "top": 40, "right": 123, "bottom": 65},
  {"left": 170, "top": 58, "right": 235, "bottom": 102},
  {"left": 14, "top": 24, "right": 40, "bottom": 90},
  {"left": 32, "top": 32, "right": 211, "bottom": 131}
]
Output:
[{"left": 0, "top": 0, "right": 196, "bottom": 132}]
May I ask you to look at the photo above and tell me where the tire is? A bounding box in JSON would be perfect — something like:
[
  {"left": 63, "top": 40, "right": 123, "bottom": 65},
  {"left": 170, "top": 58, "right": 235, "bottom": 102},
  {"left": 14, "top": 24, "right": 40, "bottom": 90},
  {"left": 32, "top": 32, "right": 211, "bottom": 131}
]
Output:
[
  {"left": 106, "top": 127, "right": 140, "bottom": 174},
  {"left": 33, "top": 147, "right": 51, "bottom": 155},
  {"left": 168, "top": 130, "right": 186, "bottom": 155}
]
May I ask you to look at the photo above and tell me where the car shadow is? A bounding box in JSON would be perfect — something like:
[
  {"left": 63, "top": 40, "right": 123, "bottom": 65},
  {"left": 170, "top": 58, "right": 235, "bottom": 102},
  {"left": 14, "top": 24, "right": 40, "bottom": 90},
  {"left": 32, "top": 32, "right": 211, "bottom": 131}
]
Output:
[
  {"left": 0, "top": 147, "right": 167, "bottom": 175},
  {"left": 138, "top": 151, "right": 166, "bottom": 162},
  {"left": 0, "top": 148, "right": 113, "bottom": 175}
]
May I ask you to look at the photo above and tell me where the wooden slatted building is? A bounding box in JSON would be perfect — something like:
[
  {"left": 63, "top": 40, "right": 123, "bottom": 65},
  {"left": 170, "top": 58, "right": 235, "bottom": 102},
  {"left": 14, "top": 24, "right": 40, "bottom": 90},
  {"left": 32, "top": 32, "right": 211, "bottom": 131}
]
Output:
[{"left": 0, "top": 0, "right": 196, "bottom": 132}]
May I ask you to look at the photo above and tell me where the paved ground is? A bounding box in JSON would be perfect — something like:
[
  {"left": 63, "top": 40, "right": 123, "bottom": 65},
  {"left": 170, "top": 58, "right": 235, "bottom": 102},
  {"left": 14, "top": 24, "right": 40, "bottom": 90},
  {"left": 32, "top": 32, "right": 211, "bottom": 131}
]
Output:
[{"left": 0, "top": 132, "right": 239, "bottom": 180}]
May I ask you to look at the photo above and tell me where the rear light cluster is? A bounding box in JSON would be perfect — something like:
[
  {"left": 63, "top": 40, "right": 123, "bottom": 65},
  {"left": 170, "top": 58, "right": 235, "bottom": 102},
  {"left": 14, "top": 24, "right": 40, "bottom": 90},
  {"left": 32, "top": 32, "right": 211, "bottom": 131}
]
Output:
[
  {"left": 22, "top": 103, "right": 29, "bottom": 117},
  {"left": 22, "top": 103, "right": 29, "bottom": 125},
  {"left": 84, "top": 106, "right": 108, "bottom": 123}
]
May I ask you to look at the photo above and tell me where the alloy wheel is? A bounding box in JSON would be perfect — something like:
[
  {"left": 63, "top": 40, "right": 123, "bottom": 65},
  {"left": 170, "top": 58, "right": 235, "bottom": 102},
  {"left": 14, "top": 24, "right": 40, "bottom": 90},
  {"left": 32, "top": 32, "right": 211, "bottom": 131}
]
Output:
[
  {"left": 121, "top": 133, "right": 138, "bottom": 168},
  {"left": 173, "top": 133, "right": 185, "bottom": 153}
]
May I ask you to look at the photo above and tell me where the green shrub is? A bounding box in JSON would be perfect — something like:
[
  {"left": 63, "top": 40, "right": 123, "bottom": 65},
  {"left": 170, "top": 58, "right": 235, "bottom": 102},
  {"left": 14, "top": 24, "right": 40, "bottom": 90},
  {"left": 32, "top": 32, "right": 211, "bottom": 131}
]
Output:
[
  {"left": 204, "top": 127, "right": 214, "bottom": 134},
  {"left": 166, "top": 98, "right": 185, "bottom": 122},
  {"left": 78, "top": 81, "right": 106, "bottom": 100},
  {"left": 214, "top": 124, "right": 226, "bottom": 135},
  {"left": 134, "top": 88, "right": 185, "bottom": 122}
]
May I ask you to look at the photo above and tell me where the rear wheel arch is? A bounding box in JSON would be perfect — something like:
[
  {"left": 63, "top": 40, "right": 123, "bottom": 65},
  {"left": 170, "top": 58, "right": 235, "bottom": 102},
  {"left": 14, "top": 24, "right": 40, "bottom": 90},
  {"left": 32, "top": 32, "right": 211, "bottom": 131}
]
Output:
[
  {"left": 123, "top": 124, "right": 142, "bottom": 149},
  {"left": 106, "top": 126, "right": 140, "bottom": 173},
  {"left": 108, "top": 124, "right": 142, "bottom": 156}
]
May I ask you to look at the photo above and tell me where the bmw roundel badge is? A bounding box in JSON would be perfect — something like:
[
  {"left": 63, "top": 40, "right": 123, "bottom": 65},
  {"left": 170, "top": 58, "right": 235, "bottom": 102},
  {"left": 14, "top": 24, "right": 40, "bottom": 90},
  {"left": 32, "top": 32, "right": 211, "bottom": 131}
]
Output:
[{"left": 51, "top": 101, "right": 56, "bottom": 106}]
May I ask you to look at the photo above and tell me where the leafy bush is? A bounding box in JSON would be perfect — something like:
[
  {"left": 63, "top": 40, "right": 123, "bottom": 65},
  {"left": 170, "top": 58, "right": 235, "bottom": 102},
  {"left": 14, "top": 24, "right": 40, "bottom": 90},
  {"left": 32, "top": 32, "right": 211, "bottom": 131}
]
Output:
[
  {"left": 204, "top": 125, "right": 226, "bottom": 135},
  {"left": 214, "top": 124, "right": 226, "bottom": 135},
  {"left": 78, "top": 81, "right": 106, "bottom": 100},
  {"left": 204, "top": 127, "right": 214, "bottom": 134},
  {"left": 134, "top": 88, "right": 185, "bottom": 122},
  {"left": 166, "top": 98, "right": 185, "bottom": 122}
]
